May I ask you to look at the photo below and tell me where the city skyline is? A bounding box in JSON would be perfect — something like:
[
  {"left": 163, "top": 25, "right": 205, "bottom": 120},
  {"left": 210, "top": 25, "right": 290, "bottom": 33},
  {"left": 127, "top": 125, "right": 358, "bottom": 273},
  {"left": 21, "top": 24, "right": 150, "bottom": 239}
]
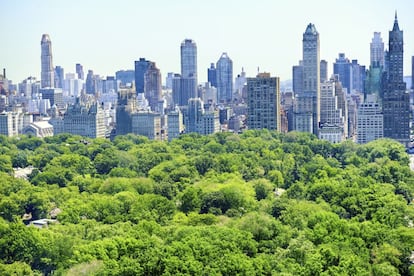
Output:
[{"left": 1, "top": 0, "right": 414, "bottom": 84}]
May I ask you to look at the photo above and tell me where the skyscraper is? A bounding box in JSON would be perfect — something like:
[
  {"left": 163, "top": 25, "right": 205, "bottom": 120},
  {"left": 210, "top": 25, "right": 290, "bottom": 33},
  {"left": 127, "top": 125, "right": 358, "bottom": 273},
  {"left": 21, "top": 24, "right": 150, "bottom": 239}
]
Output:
[
  {"left": 144, "top": 62, "right": 162, "bottom": 112},
  {"left": 216, "top": 53, "right": 233, "bottom": 104},
  {"left": 383, "top": 13, "right": 409, "bottom": 145},
  {"left": 41, "top": 34, "right": 54, "bottom": 88},
  {"left": 292, "top": 61, "right": 303, "bottom": 95},
  {"left": 370, "top": 32, "right": 385, "bottom": 68},
  {"left": 333, "top": 53, "right": 352, "bottom": 93},
  {"left": 208, "top": 63, "right": 217, "bottom": 87},
  {"left": 181, "top": 39, "right": 197, "bottom": 79},
  {"left": 294, "top": 23, "right": 320, "bottom": 135},
  {"left": 134, "top": 58, "right": 150, "bottom": 94},
  {"left": 320, "top": 60, "right": 328, "bottom": 82},
  {"left": 318, "top": 78, "right": 346, "bottom": 143},
  {"left": 179, "top": 39, "right": 198, "bottom": 107},
  {"left": 54, "top": 66, "right": 64, "bottom": 89},
  {"left": 85, "top": 70, "right": 97, "bottom": 94},
  {"left": 247, "top": 73, "right": 280, "bottom": 131},
  {"left": 412, "top": 56, "right": 414, "bottom": 90},
  {"left": 357, "top": 102, "right": 383, "bottom": 144},
  {"left": 366, "top": 33, "right": 385, "bottom": 102},
  {"left": 76, "top": 63, "right": 84, "bottom": 80}
]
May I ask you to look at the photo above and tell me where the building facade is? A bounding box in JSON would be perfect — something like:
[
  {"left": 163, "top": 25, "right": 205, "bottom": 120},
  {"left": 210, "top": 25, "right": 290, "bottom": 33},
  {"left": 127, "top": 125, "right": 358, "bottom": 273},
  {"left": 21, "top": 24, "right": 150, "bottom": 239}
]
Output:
[
  {"left": 131, "top": 111, "right": 161, "bottom": 140},
  {"left": 60, "top": 100, "right": 106, "bottom": 138},
  {"left": 41, "top": 34, "right": 55, "bottom": 88},
  {"left": 167, "top": 108, "right": 184, "bottom": 141},
  {"left": 247, "top": 73, "right": 280, "bottom": 131},
  {"left": 357, "top": 102, "right": 383, "bottom": 144},
  {"left": 382, "top": 13, "right": 410, "bottom": 145}
]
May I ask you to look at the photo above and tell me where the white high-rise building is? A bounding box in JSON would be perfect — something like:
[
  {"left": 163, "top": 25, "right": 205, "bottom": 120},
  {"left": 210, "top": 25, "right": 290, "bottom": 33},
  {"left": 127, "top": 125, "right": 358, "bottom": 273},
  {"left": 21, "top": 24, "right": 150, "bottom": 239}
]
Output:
[
  {"left": 318, "top": 79, "right": 346, "bottom": 143},
  {"left": 357, "top": 102, "right": 383, "bottom": 144},
  {"left": 294, "top": 23, "right": 320, "bottom": 135}
]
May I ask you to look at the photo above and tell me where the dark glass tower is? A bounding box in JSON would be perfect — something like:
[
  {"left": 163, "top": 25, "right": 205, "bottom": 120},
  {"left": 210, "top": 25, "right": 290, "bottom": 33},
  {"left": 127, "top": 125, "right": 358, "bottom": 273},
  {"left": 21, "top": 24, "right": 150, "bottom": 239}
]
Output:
[
  {"left": 134, "top": 58, "right": 150, "bottom": 94},
  {"left": 383, "top": 13, "right": 409, "bottom": 145},
  {"left": 208, "top": 63, "right": 217, "bottom": 87}
]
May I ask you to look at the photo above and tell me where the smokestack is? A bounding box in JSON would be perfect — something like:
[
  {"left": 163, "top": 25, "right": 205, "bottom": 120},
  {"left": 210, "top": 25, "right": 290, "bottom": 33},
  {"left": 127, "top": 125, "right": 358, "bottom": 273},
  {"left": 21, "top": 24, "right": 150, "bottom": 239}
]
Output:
[{"left": 2, "top": 68, "right": 5, "bottom": 78}]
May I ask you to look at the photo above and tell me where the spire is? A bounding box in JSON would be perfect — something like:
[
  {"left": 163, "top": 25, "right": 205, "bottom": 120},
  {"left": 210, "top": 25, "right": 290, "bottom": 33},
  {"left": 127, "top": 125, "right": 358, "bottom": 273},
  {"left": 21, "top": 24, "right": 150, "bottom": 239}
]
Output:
[{"left": 392, "top": 11, "right": 400, "bottom": 31}]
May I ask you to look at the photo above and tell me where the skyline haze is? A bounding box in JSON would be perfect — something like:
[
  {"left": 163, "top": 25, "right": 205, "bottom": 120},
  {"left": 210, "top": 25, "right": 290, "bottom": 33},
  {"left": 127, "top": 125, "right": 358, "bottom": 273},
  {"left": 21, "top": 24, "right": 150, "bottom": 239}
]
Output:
[{"left": 2, "top": 0, "right": 414, "bottom": 84}]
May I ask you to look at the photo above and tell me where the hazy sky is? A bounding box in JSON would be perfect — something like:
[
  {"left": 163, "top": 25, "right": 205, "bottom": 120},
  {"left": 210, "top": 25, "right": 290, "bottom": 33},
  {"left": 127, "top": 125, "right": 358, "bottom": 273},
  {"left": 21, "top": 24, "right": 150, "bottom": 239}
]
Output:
[{"left": 2, "top": 0, "right": 414, "bottom": 84}]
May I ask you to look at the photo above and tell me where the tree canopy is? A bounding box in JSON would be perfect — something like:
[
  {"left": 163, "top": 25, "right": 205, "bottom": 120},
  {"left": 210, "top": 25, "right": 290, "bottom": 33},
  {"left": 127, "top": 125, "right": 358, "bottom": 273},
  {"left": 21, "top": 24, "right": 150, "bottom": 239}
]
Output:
[{"left": 0, "top": 131, "right": 414, "bottom": 275}]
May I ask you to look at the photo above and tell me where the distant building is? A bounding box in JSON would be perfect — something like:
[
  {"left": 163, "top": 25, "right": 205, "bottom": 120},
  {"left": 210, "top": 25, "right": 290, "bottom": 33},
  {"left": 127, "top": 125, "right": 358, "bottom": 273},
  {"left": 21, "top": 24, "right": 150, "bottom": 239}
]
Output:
[
  {"left": 318, "top": 79, "right": 346, "bottom": 143},
  {"left": 382, "top": 13, "right": 409, "bottom": 145},
  {"left": 167, "top": 108, "right": 184, "bottom": 141},
  {"left": 22, "top": 120, "right": 54, "bottom": 138},
  {"left": 102, "top": 76, "right": 119, "bottom": 94},
  {"left": 294, "top": 23, "right": 320, "bottom": 135},
  {"left": 357, "top": 102, "right": 383, "bottom": 144},
  {"left": 370, "top": 32, "right": 385, "bottom": 68},
  {"left": 57, "top": 99, "right": 105, "bottom": 138},
  {"left": 292, "top": 61, "right": 303, "bottom": 95},
  {"left": 41, "top": 34, "right": 54, "bottom": 88},
  {"left": 234, "top": 68, "right": 246, "bottom": 102},
  {"left": 208, "top": 63, "right": 217, "bottom": 87},
  {"left": 216, "top": 53, "right": 233, "bottom": 104},
  {"left": 54, "top": 66, "right": 64, "bottom": 89},
  {"left": 247, "top": 73, "right": 280, "bottom": 131},
  {"left": 184, "top": 98, "right": 220, "bottom": 135},
  {"left": 131, "top": 111, "right": 162, "bottom": 140},
  {"left": 76, "top": 63, "right": 84, "bottom": 80},
  {"left": 0, "top": 110, "right": 32, "bottom": 137},
  {"left": 144, "top": 62, "right": 162, "bottom": 112},
  {"left": 134, "top": 58, "right": 150, "bottom": 94},
  {"left": 320, "top": 60, "right": 328, "bottom": 82},
  {"left": 333, "top": 53, "right": 352, "bottom": 94},
  {"left": 40, "top": 88, "right": 63, "bottom": 107},
  {"left": 115, "top": 87, "right": 136, "bottom": 135},
  {"left": 412, "top": 56, "right": 414, "bottom": 90},
  {"left": 85, "top": 70, "right": 97, "bottom": 94},
  {"left": 177, "top": 39, "right": 198, "bottom": 108},
  {"left": 181, "top": 39, "right": 197, "bottom": 80},
  {"left": 115, "top": 70, "right": 135, "bottom": 86},
  {"left": 351, "top": 59, "right": 365, "bottom": 93},
  {"left": 165, "top": 72, "right": 175, "bottom": 90}
]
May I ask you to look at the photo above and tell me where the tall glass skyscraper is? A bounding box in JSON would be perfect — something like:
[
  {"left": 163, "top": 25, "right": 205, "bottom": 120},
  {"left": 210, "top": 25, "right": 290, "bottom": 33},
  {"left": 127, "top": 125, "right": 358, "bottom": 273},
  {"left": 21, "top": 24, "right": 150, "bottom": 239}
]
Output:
[
  {"left": 294, "top": 23, "right": 320, "bottom": 135},
  {"left": 383, "top": 13, "right": 409, "bottom": 145},
  {"left": 216, "top": 53, "right": 233, "bottom": 104},
  {"left": 179, "top": 39, "right": 198, "bottom": 106},
  {"left": 180, "top": 39, "right": 197, "bottom": 79},
  {"left": 41, "top": 34, "right": 54, "bottom": 88}
]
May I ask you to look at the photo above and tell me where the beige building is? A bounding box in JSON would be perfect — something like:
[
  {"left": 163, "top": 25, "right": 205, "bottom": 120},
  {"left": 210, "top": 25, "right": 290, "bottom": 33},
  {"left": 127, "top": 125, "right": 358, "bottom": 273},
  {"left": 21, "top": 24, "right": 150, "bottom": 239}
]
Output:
[{"left": 131, "top": 111, "right": 161, "bottom": 140}]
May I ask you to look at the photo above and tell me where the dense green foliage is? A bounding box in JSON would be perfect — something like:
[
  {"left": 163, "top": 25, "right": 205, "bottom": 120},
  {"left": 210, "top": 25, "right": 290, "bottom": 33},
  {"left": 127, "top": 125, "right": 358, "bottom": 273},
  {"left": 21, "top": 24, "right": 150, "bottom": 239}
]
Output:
[{"left": 1, "top": 130, "right": 414, "bottom": 275}]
